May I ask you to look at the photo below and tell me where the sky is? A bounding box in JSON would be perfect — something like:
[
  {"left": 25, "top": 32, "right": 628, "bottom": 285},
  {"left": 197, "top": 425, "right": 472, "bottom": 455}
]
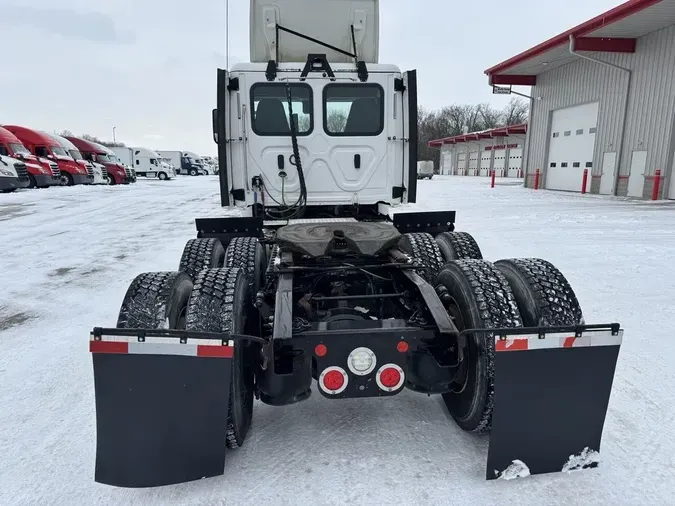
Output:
[{"left": 0, "top": 0, "right": 627, "bottom": 157}]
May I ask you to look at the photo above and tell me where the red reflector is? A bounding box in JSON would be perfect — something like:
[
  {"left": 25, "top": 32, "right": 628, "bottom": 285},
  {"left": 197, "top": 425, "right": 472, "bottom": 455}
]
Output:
[
  {"left": 90, "top": 340, "right": 128, "bottom": 354},
  {"left": 396, "top": 341, "right": 409, "bottom": 353},
  {"left": 323, "top": 370, "right": 345, "bottom": 391},
  {"left": 197, "top": 345, "right": 234, "bottom": 358},
  {"left": 379, "top": 367, "right": 401, "bottom": 388},
  {"left": 315, "top": 344, "right": 327, "bottom": 357}
]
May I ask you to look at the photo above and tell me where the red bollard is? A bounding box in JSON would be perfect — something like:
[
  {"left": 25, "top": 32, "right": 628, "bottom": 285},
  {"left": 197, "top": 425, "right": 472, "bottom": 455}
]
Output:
[
  {"left": 491, "top": 169, "right": 496, "bottom": 188},
  {"left": 581, "top": 169, "right": 588, "bottom": 194},
  {"left": 652, "top": 169, "right": 661, "bottom": 200},
  {"left": 534, "top": 168, "right": 540, "bottom": 190}
]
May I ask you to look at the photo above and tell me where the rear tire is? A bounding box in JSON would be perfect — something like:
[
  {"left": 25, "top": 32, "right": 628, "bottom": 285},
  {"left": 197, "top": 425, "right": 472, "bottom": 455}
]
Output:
[
  {"left": 435, "top": 231, "right": 483, "bottom": 262},
  {"left": 494, "top": 258, "right": 584, "bottom": 327},
  {"left": 116, "top": 271, "right": 193, "bottom": 329},
  {"left": 185, "top": 268, "right": 256, "bottom": 449},
  {"left": 435, "top": 260, "right": 523, "bottom": 433},
  {"left": 398, "top": 232, "right": 445, "bottom": 282},
  {"left": 224, "top": 237, "right": 267, "bottom": 302},
  {"left": 178, "top": 238, "right": 225, "bottom": 281}
]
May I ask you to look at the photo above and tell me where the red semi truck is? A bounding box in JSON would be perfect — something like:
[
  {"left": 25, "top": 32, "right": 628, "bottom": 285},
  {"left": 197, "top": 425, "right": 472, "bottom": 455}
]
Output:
[
  {"left": 0, "top": 126, "right": 61, "bottom": 188},
  {"left": 66, "top": 136, "right": 134, "bottom": 185},
  {"left": 2, "top": 125, "right": 93, "bottom": 186}
]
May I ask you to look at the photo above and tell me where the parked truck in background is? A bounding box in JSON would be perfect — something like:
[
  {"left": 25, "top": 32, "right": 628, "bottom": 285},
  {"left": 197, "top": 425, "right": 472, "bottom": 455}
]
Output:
[
  {"left": 417, "top": 161, "right": 434, "bottom": 180},
  {"left": 2, "top": 125, "right": 93, "bottom": 186},
  {"left": 45, "top": 133, "right": 109, "bottom": 185},
  {"left": 156, "top": 151, "right": 182, "bottom": 176},
  {"left": 182, "top": 151, "right": 208, "bottom": 176},
  {"left": 111, "top": 146, "right": 173, "bottom": 180},
  {"left": 0, "top": 152, "right": 30, "bottom": 192},
  {"left": 0, "top": 127, "right": 61, "bottom": 188},
  {"left": 65, "top": 137, "right": 133, "bottom": 185}
]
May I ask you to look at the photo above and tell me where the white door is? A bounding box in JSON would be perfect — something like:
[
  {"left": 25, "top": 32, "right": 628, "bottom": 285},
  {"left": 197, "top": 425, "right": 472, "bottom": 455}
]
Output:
[
  {"left": 441, "top": 151, "right": 453, "bottom": 175},
  {"left": 546, "top": 102, "right": 599, "bottom": 192},
  {"left": 480, "top": 150, "right": 492, "bottom": 176},
  {"left": 599, "top": 152, "right": 616, "bottom": 195},
  {"left": 493, "top": 149, "right": 506, "bottom": 176},
  {"left": 457, "top": 152, "right": 466, "bottom": 175},
  {"left": 508, "top": 148, "right": 522, "bottom": 177},
  {"left": 627, "top": 150, "right": 647, "bottom": 197},
  {"left": 468, "top": 151, "right": 479, "bottom": 176}
]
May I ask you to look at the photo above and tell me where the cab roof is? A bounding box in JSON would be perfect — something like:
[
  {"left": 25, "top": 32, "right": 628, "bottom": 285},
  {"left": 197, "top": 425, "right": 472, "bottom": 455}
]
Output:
[
  {"left": 0, "top": 126, "right": 24, "bottom": 144},
  {"left": 65, "top": 136, "right": 109, "bottom": 154},
  {"left": 2, "top": 125, "right": 60, "bottom": 147}
]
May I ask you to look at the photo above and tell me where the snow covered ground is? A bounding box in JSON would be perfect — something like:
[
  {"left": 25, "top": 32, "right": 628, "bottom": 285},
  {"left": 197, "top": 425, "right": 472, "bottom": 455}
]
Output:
[{"left": 1, "top": 176, "right": 674, "bottom": 505}]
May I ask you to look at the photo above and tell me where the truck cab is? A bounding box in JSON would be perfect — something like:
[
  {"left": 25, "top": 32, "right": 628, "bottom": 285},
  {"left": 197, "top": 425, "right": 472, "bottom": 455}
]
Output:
[
  {"left": 181, "top": 151, "right": 208, "bottom": 176},
  {"left": 0, "top": 153, "right": 31, "bottom": 192},
  {"left": 48, "top": 133, "right": 109, "bottom": 185},
  {"left": 2, "top": 125, "right": 93, "bottom": 186},
  {"left": 112, "top": 146, "right": 172, "bottom": 180},
  {"left": 0, "top": 126, "right": 61, "bottom": 188},
  {"left": 213, "top": 0, "right": 418, "bottom": 211},
  {"left": 65, "top": 137, "right": 133, "bottom": 185}
]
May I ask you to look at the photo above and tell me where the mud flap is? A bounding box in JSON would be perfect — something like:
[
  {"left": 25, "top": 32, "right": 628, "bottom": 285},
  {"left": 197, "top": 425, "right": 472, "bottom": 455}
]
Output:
[
  {"left": 90, "top": 329, "right": 234, "bottom": 488},
  {"left": 485, "top": 325, "right": 623, "bottom": 480}
]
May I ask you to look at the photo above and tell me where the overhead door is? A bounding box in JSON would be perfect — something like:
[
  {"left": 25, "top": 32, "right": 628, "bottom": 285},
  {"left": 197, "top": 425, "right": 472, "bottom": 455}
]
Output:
[
  {"left": 440, "top": 151, "right": 452, "bottom": 175},
  {"left": 508, "top": 148, "right": 522, "bottom": 178},
  {"left": 493, "top": 149, "right": 506, "bottom": 177},
  {"left": 479, "top": 150, "right": 492, "bottom": 176},
  {"left": 669, "top": 148, "right": 675, "bottom": 199},
  {"left": 468, "top": 151, "right": 479, "bottom": 176},
  {"left": 457, "top": 152, "right": 466, "bottom": 175},
  {"left": 546, "top": 102, "right": 599, "bottom": 192}
]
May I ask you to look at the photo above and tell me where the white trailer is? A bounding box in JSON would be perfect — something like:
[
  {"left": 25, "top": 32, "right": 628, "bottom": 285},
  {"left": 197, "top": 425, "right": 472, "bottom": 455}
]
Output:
[
  {"left": 417, "top": 160, "right": 434, "bottom": 179},
  {"left": 112, "top": 146, "right": 173, "bottom": 180}
]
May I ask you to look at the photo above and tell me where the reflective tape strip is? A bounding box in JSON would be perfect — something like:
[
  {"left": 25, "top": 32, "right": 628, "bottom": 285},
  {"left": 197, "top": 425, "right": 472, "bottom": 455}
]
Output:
[
  {"left": 89, "top": 333, "right": 234, "bottom": 358},
  {"left": 494, "top": 329, "right": 623, "bottom": 352}
]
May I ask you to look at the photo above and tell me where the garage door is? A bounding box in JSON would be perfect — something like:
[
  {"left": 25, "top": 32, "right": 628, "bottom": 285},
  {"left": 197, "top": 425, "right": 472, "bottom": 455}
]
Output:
[
  {"left": 480, "top": 150, "right": 492, "bottom": 176},
  {"left": 468, "top": 152, "right": 479, "bottom": 176},
  {"left": 440, "top": 151, "right": 452, "bottom": 175},
  {"left": 493, "top": 149, "right": 506, "bottom": 176},
  {"left": 508, "top": 148, "right": 522, "bottom": 178},
  {"left": 457, "top": 152, "right": 466, "bottom": 175},
  {"left": 669, "top": 149, "right": 675, "bottom": 199},
  {"left": 546, "top": 102, "right": 599, "bottom": 192}
]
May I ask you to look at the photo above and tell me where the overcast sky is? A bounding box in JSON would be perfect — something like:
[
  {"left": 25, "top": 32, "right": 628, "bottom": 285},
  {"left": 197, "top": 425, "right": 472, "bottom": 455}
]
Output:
[{"left": 1, "top": 0, "right": 624, "bottom": 156}]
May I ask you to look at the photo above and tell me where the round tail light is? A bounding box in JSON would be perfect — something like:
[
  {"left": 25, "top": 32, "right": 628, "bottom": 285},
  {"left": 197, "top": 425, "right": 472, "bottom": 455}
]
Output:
[
  {"left": 319, "top": 366, "right": 348, "bottom": 395},
  {"left": 376, "top": 364, "right": 405, "bottom": 392},
  {"left": 347, "top": 347, "right": 376, "bottom": 376}
]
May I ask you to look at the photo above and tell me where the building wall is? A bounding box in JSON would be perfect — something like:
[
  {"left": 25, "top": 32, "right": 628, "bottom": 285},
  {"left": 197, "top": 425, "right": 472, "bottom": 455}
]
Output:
[{"left": 527, "top": 23, "right": 675, "bottom": 196}]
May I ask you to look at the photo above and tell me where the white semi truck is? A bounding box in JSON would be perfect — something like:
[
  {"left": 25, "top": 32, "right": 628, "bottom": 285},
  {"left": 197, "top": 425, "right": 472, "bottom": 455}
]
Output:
[{"left": 111, "top": 146, "right": 173, "bottom": 180}]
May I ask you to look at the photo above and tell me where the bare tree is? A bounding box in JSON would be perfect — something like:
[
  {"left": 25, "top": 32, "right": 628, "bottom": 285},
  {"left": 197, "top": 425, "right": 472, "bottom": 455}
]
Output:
[
  {"left": 502, "top": 97, "right": 529, "bottom": 125},
  {"left": 327, "top": 110, "right": 348, "bottom": 133},
  {"left": 80, "top": 133, "right": 125, "bottom": 147}
]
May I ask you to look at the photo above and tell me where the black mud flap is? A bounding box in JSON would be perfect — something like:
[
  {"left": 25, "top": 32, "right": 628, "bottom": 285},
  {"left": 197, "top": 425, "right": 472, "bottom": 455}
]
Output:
[
  {"left": 90, "top": 328, "right": 234, "bottom": 488},
  {"left": 485, "top": 324, "right": 623, "bottom": 480}
]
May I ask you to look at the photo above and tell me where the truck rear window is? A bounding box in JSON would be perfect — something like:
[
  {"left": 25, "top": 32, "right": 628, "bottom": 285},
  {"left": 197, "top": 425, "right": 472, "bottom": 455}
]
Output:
[
  {"left": 323, "top": 83, "right": 384, "bottom": 136},
  {"left": 251, "top": 83, "right": 313, "bottom": 136}
]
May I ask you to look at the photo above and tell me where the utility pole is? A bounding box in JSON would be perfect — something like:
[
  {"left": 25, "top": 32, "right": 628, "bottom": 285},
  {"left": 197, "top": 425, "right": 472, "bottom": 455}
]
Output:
[{"left": 112, "top": 126, "right": 117, "bottom": 143}]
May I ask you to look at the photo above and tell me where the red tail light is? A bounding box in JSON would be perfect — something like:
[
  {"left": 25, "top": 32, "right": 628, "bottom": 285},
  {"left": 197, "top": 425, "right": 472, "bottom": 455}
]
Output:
[
  {"left": 376, "top": 364, "right": 405, "bottom": 392},
  {"left": 319, "top": 366, "right": 348, "bottom": 395}
]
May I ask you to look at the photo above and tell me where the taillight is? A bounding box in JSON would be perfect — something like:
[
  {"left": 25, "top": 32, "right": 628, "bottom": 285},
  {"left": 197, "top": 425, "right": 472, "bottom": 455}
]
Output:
[
  {"left": 319, "top": 366, "right": 348, "bottom": 395},
  {"left": 376, "top": 364, "right": 404, "bottom": 392}
]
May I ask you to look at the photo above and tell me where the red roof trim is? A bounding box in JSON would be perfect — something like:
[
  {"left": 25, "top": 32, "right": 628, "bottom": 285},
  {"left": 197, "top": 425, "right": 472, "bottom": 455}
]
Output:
[
  {"left": 484, "top": 0, "right": 663, "bottom": 76},
  {"left": 574, "top": 36, "right": 637, "bottom": 52},
  {"left": 427, "top": 123, "right": 528, "bottom": 147}
]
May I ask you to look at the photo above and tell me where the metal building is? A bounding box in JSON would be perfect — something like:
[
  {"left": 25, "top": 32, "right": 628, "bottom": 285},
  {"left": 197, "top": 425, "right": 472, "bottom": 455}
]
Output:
[
  {"left": 484, "top": 0, "right": 675, "bottom": 199},
  {"left": 429, "top": 124, "right": 527, "bottom": 178}
]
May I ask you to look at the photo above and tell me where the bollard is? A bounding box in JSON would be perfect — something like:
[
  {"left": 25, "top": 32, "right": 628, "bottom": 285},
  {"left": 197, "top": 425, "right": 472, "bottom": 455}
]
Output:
[
  {"left": 652, "top": 169, "right": 661, "bottom": 200},
  {"left": 581, "top": 169, "right": 588, "bottom": 194},
  {"left": 534, "top": 168, "right": 540, "bottom": 190},
  {"left": 491, "top": 169, "right": 496, "bottom": 188}
]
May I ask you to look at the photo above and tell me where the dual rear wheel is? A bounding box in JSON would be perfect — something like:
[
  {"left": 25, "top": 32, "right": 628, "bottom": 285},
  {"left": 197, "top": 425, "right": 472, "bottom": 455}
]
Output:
[
  {"left": 400, "top": 229, "right": 584, "bottom": 433},
  {"left": 117, "top": 236, "right": 266, "bottom": 450}
]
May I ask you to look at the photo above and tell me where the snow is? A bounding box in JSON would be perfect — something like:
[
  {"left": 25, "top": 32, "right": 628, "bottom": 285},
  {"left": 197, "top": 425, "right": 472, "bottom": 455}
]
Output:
[
  {"left": 2, "top": 175, "right": 675, "bottom": 505},
  {"left": 562, "top": 447, "right": 601, "bottom": 473},
  {"left": 496, "top": 460, "right": 531, "bottom": 480}
]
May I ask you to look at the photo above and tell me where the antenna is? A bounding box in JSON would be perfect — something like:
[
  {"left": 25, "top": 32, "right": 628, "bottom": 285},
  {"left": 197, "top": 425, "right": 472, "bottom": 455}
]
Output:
[{"left": 225, "top": 0, "right": 230, "bottom": 70}]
